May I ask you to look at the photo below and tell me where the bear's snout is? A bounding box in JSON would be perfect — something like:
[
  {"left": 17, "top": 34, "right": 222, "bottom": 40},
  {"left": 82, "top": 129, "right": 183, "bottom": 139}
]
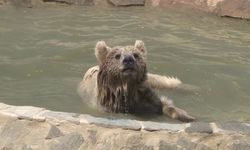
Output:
[
  {"left": 120, "top": 54, "right": 136, "bottom": 74},
  {"left": 122, "top": 55, "right": 135, "bottom": 65}
]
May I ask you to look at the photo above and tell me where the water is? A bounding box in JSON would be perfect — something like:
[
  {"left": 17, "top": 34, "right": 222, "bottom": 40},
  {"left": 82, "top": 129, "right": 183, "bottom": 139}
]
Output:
[{"left": 0, "top": 6, "right": 250, "bottom": 123}]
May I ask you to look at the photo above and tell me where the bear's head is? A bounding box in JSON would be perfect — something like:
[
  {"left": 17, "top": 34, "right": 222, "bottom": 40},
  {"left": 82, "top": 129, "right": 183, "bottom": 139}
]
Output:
[
  {"left": 95, "top": 40, "right": 147, "bottom": 84},
  {"left": 95, "top": 40, "right": 148, "bottom": 113}
]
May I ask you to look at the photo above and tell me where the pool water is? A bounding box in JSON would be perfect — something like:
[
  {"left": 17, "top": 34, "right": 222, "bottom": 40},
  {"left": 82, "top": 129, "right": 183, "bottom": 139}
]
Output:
[{"left": 0, "top": 6, "right": 250, "bottom": 123}]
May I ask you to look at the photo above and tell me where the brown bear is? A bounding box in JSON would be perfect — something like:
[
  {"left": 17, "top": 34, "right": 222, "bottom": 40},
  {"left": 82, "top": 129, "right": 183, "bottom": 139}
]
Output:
[{"left": 78, "top": 40, "right": 195, "bottom": 122}]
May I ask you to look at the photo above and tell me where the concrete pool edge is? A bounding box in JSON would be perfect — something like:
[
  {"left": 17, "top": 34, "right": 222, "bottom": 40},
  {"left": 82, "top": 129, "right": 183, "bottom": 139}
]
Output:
[
  {"left": 1, "top": 102, "right": 250, "bottom": 133},
  {"left": 0, "top": 102, "right": 250, "bottom": 149}
]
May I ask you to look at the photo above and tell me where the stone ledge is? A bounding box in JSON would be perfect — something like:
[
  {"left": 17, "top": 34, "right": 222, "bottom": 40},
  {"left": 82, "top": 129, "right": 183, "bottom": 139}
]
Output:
[
  {"left": 80, "top": 114, "right": 141, "bottom": 130},
  {"left": 185, "top": 122, "right": 213, "bottom": 134},
  {"left": 0, "top": 103, "right": 250, "bottom": 150},
  {"left": 141, "top": 121, "right": 187, "bottom": 132},
  {"left": 0, "top": 103, "right": 250, "bottom": 135}
]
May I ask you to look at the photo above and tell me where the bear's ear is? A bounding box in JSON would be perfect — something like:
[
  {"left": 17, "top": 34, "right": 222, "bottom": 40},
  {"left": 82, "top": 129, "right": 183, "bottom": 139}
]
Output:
[
  {"left": 95, "top": 41, "right": 110, "bottom": 63},
  {"left": 135, "top": 40, "right": 147, "bottom": 55}
]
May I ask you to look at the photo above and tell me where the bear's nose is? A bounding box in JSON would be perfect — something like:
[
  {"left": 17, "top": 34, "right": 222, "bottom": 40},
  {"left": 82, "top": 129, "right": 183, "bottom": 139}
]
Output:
[{"left": 122, "top": 55, "right": 135, "bottom": 65}]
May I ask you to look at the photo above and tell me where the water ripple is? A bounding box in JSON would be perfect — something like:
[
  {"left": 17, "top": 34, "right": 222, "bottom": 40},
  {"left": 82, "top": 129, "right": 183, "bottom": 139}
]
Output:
[{"left": 1, "top": 6, "right": 250, "bottom": 122}]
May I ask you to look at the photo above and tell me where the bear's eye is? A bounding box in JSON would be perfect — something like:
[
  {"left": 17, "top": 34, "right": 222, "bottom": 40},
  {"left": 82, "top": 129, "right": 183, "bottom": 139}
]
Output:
[
  {"left": 133, "top": 53, "right": 139, "bottom": 59},
  {"left": 115, "top": 54, "right": 121, "bottom": 60}
]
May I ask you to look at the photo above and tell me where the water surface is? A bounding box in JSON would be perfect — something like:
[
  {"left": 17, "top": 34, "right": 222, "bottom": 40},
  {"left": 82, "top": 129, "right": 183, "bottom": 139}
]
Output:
[{"left": 0, "top": 6, "right": 250, "bottom": 123}]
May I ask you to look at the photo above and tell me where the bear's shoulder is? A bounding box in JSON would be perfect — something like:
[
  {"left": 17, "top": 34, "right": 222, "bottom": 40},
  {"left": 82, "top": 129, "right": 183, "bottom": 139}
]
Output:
[{"left": 83, "top": 66, "right": 99, "bottom": 81}]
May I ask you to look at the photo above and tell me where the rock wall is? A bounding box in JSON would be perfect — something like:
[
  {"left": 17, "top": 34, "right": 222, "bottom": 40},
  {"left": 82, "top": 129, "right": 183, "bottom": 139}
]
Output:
[
  {"left": 146, "top": 0, "right": 250, "bottom": 19},
  {"left": 0, "top": 103, "right": 250, "bottom": 150},
  {"left": 214, "top": 0, "right": 250, "bottom": 19},
  {"left": 1, "top": 0, "right": 250, "bottom": 20}
]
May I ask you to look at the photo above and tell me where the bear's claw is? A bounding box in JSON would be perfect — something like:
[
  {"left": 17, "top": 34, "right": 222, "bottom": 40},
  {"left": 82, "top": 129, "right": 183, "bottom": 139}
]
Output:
[{"left": 165, "top": 106, "right": 195, "bottom": 123}]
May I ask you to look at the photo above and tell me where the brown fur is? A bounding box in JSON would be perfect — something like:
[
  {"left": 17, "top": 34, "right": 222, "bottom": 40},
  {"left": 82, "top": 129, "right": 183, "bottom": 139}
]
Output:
[{"left": 78, "top": 40, "right": 195, "bottom": 122}]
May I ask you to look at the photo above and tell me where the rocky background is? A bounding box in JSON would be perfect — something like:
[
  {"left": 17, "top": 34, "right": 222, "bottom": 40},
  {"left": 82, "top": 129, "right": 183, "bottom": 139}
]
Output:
[
  {"left": 0, "top": 0, "right": 250, "bottom": 20},
  {"left": 0, "top": 103, "right": 250, "bottom": 150}
]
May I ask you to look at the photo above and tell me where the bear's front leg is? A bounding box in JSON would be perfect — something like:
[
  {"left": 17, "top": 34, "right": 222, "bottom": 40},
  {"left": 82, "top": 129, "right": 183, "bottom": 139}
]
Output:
[
  {"left": 138, "top": 86, "right": 195, "bottom": 122},
  {"left": 161, "top": 97, "right": 195, "bottom": 122}
]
